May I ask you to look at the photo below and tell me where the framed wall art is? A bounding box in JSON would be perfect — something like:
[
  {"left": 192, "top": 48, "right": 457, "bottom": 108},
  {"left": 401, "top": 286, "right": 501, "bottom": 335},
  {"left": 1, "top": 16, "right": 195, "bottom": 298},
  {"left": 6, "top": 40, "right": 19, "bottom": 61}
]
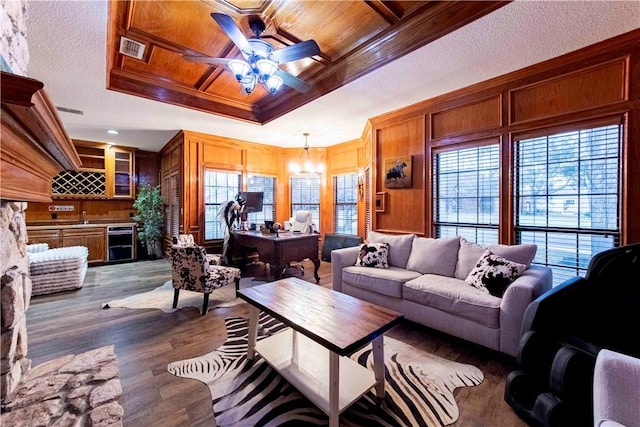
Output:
[
  {"left": 375, "top": 192, "right": 386, "bottom": 212},
  {"left": 384, "top": 156, "right": 412, "bottom": 188}
]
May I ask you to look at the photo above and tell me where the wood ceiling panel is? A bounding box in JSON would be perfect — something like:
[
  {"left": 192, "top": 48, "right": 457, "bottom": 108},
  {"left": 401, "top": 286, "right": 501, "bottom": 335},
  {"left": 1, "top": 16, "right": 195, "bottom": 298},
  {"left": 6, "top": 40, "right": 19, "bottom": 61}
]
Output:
[
  {"left": 272, "top": 1, "right": 389, "bottom": 60},
  {"left": 107, "top": 0, "right": 510, "bottom": 125},
  {"left": 123, "top": 46, "right": 206, "bottom": 87},
  {"left": 129, "top": 1, "right": 227, "bottom": 57}
]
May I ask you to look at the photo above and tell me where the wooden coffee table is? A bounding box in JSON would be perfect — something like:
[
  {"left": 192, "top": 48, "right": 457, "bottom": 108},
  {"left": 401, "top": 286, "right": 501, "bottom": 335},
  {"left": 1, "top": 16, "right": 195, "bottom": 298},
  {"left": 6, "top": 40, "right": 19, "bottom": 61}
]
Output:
[{"left": 237, "top": 277, "right": 403, "bottom": 427}]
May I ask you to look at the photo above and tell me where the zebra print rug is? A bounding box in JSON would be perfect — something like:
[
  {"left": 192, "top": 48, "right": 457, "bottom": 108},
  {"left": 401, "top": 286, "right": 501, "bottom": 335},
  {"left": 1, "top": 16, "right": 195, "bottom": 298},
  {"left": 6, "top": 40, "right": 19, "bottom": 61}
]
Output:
[{"left": 167, "top": 313, "right": 484, "bottom": 426}]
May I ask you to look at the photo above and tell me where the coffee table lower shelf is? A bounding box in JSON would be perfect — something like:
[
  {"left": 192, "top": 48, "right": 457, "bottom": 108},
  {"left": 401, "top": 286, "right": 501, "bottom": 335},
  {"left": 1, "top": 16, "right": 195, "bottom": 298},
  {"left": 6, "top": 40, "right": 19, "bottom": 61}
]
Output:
[{"left": 255, "top": 328, "right": 377, "bottom": 415}]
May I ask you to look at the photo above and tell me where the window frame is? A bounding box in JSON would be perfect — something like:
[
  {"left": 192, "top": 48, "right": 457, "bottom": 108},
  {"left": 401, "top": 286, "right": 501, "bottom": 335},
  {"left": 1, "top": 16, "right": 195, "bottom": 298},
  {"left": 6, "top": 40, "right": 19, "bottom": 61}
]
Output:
[
  {"left": 203, "top": 169, "right": 241, "bottom": 240},
  {"left": 290, "top": 175, "right": 321, "bottom": 231},
  {"left": 513, "top": 119, "right": 622, "bottom": 285},
  {"left": 432, "top": 140, "right": 501, "bottom": 246},
  {"left": 333, "top": 173, "right": 358, "bottom": 235}
]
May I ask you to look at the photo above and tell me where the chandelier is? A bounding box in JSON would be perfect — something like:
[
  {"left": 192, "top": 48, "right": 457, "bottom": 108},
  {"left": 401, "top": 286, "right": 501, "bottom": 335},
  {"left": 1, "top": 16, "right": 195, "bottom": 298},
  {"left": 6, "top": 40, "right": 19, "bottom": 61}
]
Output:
[
  {"left": 228, "top": 39, "right": 283, "bottom": 95},
  {"left": 288, "top": 133, "right": 324, "bottom": 174}
]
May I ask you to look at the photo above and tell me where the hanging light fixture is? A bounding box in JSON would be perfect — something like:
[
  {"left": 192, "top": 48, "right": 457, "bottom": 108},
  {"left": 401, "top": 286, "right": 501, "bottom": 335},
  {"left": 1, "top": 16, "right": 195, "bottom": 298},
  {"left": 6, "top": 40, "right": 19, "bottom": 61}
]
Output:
[{"left": 289, "top": 133, "right": 325, "bottom": 175}]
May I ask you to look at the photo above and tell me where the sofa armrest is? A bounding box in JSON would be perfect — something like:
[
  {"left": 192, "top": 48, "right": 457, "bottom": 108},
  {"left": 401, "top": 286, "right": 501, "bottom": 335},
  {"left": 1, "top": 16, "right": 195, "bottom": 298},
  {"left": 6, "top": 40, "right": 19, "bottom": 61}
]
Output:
[
  {"left": 330, "top": 245, "right": 360, "bottom": 293},
  {"left": 594, "top": 349, "right": 640, "bottom": 427},
  {"left": 500, "top": 265, "right": 553, "bottom": 357}
]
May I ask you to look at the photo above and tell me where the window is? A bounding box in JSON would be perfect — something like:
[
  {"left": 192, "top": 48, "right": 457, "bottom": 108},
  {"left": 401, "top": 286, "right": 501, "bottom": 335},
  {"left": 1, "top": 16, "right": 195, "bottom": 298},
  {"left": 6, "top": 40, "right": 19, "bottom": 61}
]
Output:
[
  {"left": 204, "top": 170, "right": 241, "bottom": 239},
  {"left": 364, "top": 168, "right": 371, "bottom": 237},
  {"left": 163, "top": 173, "right": 179, "bottom": 241},
  {"left": 246, "top": 174, "right": 276, "bottom": 225},
  {"left": 514, "top": 123, "right": 621, "bottom": 285},
  {"left": 333, "top": 173, "right": 358, "bottom": 235},
  {"left": 433, "top": 144, "right": 500, "bottom": 245},
  {"left": 291, "top": 176, "right": 320, "bottom": 231}
]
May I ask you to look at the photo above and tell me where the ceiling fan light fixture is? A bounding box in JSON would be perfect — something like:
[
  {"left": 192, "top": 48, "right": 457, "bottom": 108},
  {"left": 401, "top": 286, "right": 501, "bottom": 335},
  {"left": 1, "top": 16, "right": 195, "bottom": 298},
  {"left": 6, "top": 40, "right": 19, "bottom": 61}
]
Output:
[
  {"left": 199, "top": 13, "right": 320, "bottom": 96},
  {"left": 229, "top": 59, "right": 251, "bottom": 82},
  {"left": 241, "top": 74, "right": 257, "bottom": 94},
  {"left": 256, "top": 59, "right": 278, "bottom": 81},
  {"left": 264, "top": 74, "right": 283, "bottom": 94}
]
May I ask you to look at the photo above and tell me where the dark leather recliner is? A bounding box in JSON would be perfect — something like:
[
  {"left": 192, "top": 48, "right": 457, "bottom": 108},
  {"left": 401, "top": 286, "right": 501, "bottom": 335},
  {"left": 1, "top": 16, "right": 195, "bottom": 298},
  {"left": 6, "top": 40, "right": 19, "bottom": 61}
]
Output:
[{"left": 504, "top": 243, "right": 640, "bottom": 427}]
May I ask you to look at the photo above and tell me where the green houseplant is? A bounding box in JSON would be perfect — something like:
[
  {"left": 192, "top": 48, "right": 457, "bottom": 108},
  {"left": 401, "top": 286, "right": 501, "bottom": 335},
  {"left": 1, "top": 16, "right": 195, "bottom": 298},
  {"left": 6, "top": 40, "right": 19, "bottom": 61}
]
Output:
[{"left": 133, "top": 184, "right": 164, "bottom": 259}]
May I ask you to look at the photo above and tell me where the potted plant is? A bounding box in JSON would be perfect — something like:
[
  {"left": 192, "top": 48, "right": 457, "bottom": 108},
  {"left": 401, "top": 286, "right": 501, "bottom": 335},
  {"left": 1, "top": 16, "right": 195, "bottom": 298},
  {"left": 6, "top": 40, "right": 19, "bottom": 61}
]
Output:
[{"left": 133, "top": 184, "right": 164, "bottom": 259}]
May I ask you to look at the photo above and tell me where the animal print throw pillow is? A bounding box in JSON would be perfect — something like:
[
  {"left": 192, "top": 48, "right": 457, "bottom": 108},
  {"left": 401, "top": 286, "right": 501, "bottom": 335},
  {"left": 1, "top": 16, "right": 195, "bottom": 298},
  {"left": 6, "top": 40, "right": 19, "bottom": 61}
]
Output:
[
  {"left": 465, "top": 250, "right": 526, "bottom": 297},
  {"left": 355, "top": 242, "right": 390, "bottom": 269}
]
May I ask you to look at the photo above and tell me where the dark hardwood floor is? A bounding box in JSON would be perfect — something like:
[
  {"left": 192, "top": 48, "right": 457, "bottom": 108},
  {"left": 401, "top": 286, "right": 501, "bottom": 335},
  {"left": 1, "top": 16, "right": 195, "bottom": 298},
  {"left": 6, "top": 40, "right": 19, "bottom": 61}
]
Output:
[{"left": 26, "top": 258, "right": 526, "bottom": 426}]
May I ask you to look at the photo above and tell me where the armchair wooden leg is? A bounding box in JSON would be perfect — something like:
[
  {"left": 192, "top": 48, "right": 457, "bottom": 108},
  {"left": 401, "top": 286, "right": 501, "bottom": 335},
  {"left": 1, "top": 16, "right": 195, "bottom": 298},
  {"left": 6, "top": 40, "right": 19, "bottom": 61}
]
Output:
[
  {"left": 202, "top": 293, "right": 210, "bottom": 315},
  {"left": 172, "top": 289, "right": 180, "bottom": 308}
]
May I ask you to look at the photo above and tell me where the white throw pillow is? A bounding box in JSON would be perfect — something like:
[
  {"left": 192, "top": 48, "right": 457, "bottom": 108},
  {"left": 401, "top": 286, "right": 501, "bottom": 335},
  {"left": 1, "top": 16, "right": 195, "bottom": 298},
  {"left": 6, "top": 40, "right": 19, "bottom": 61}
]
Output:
[
  {"left": 465, "top": 250, "right": 526, "bottom": 297},
  {"left": 487, "top": 243, "right": 537, "bottom": 268},
  {"left": 355, "top": 242, "right": 390, "bottom": 269},
  {"left": 454, "top": 238, "right": 487, "bottom": 279},
  {"left": 406, "top": 236, "right": 461, "bottom": 276},
  {"left": 367, "top": 231, "right": 415, "bottom": 268}
]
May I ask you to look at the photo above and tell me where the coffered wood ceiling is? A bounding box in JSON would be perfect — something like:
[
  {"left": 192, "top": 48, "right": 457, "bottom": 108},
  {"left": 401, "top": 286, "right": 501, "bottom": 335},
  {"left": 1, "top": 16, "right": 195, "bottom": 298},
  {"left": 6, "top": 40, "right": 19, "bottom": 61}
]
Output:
[{"left": 106, "top": 1, "right": 508, "bottom": 125}]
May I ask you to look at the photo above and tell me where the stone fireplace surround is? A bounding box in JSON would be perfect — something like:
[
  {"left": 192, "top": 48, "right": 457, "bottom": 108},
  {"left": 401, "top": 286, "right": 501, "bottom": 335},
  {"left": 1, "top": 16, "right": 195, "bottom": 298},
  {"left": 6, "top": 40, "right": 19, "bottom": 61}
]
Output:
[{"left": 0, "top": 202, "right": 124, "bottom": 425}]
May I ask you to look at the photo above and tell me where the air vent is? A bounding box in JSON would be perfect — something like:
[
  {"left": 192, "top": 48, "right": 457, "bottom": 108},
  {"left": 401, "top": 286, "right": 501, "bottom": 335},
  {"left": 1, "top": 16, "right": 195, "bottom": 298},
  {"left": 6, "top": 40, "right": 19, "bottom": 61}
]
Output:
[
  {"left": 119, "top": 37, "right": 146, "bottom": 60},
  {"left": 56, "top": 106, "right": 84, "bottom": 115}
]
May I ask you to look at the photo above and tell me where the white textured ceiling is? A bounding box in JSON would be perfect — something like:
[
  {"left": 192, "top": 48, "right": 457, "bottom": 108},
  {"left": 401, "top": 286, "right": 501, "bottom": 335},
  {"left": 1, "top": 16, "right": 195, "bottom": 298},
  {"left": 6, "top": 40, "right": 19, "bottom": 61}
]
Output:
[{"left": 24, "top": 0, "right": 640, "bottom": 152}]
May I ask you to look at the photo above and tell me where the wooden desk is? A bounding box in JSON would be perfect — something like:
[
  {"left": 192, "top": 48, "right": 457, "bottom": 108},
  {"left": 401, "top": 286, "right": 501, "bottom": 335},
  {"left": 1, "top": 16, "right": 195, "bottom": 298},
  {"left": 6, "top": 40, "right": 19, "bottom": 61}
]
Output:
[{"left": 231, "top": 230, "right": 321, "bottom": 282}]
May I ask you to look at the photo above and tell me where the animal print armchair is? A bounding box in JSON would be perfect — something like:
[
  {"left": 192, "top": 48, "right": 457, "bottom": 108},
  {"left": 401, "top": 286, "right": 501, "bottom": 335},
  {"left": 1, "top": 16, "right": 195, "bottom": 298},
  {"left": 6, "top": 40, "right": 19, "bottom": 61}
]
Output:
[
  {"left": 170, "top": 245, "right": 241, "bottom": 315},
  {"left": 173, "top": 234, "right": 222, "bottom": 265}
]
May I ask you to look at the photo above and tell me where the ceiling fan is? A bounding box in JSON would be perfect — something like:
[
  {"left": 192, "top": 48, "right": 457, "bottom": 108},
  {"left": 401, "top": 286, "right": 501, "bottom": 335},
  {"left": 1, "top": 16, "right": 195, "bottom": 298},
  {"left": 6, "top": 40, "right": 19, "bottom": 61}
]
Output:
[{"left": 184, "top": 13, "right": 320, "bottom": 95}]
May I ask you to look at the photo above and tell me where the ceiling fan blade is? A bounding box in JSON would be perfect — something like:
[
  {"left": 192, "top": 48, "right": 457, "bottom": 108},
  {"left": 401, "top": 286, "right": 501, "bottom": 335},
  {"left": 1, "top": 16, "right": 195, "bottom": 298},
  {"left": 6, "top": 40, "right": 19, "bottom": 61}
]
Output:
[
  {"left": 211, "top": 13, "right": 252, "bottom": 55},
  {"left": 275, "top": 69, "right": 311, "bottom": 93},
  {"left": 270, "top": 40, "right": 320, "bottom": 64},
  {"left": 183, "top": 56, "right": 231, "bottom": 67}
]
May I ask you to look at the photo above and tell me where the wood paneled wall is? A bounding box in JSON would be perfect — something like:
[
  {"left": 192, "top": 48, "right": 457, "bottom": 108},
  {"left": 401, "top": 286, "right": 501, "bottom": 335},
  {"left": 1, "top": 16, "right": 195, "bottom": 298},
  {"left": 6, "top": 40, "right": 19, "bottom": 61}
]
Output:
[
  {"left": 161, "top": 130, "right": 369, "bottom": 248},
  {"left": 368, "top": 29, "right": 640, "bottom": 244},
  {"left": 161, "top": 29, "right": 640, "bottom": 246}
]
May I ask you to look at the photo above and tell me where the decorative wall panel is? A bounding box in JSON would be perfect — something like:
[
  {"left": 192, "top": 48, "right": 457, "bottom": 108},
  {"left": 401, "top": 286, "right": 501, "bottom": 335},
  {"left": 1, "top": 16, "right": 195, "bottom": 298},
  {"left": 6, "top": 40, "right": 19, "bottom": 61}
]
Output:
[
  {"left": 431, "top": 96, "right": 501, "bottom": 139},
  {"left": 510, "top": 58, "right": 627, "bottom": 124}
]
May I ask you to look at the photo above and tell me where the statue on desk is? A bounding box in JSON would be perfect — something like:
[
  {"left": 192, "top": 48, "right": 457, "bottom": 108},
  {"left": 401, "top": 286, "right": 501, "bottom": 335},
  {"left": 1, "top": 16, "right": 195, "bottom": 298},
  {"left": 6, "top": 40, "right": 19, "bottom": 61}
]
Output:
[{"left": 216, "top": 193, "right": 245, "bottom": 265}]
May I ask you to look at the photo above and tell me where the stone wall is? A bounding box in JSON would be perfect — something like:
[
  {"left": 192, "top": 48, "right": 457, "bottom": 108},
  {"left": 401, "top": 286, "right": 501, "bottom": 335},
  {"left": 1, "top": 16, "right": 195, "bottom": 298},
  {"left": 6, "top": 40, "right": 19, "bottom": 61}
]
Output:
[
  {"left": 0, "top": 201, "right": 31, "bottom": 398},
  {"left": 0, "top": 0, "right": 28, "bottom": 75},
  {"left": 1, "top": 345, "right": 123, "bottom": 426}
]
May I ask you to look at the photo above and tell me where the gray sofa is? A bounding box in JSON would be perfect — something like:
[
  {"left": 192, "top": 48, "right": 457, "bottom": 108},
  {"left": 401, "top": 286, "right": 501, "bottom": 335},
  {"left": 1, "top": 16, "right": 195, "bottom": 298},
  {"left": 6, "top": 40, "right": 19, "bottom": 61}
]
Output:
[{"left": 331, "top": 232, "right": 553, "bottom": 357}]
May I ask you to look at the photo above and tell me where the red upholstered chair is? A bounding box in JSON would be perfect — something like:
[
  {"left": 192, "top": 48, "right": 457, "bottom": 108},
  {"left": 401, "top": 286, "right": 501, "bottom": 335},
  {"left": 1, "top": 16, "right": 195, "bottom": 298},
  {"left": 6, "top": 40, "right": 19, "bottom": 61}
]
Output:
[{"left": 170, "top": 245, "right": 241, "bottom": 315}]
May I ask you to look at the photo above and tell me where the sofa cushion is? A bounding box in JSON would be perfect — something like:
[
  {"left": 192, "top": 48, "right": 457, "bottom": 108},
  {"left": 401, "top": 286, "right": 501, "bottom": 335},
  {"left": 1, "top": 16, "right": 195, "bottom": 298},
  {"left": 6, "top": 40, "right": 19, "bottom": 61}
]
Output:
[
  {"left": 403, "top": 274, "right": 501, "bottom": 328},
  {"left": 368, "top": 231, "right": 415, "bottom": 269},
  {"left": 354, "top": 242, "right": 389, "bottom": 269},
  {"left": 406, "top": 236, "right": 460, "bottom": 277},
  {"left": 488, "top": 243, "right": 537, "bottom": 268},
  {"left": 343, "top": 266, "right": 421, "bottom": 298},
  {"left": 465, "top": 250, "right": 527, "bottom": 297},
  {"left": 454, "top": 238, "right": 487, "bottom": 279}
]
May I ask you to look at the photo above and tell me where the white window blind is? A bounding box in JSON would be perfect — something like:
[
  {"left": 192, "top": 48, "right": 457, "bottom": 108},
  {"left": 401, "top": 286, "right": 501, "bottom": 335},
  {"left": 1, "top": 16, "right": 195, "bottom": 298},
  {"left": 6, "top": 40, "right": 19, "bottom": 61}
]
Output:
[
  {"left": 515, "top": 123, "right": 621, "bottom": 285},
  {"left": 204, "top": 170, "right": 241, "bottom": 239},
  {"left": 333, "top": 173, "right": 358, "bottom": 235},
  {"left": 433, "top": 144, "right": 500, "bottom": 245},
  {"left": 291, "top": 176, "right": 320, "bottom": 231}
]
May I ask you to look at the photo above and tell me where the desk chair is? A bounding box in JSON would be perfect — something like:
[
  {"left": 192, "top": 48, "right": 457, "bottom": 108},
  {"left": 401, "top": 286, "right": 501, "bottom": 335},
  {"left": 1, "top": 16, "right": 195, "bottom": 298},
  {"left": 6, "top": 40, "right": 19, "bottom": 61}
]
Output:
[
  {"left": 290, "top": 210, "right": 313, "bottom": 233},
  {"left": 284, "top": 210, "right": 314, "bottom": 276},
  {"left": 170, "top": 245, "right": 241, "bottom": 315}
]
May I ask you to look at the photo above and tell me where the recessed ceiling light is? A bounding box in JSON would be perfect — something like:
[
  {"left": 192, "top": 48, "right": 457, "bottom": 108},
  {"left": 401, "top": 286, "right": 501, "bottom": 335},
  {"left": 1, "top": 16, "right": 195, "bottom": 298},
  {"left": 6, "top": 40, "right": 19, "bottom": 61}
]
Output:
[{"left": 107, "top": 129, "right": 119, "bottom": 135}]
